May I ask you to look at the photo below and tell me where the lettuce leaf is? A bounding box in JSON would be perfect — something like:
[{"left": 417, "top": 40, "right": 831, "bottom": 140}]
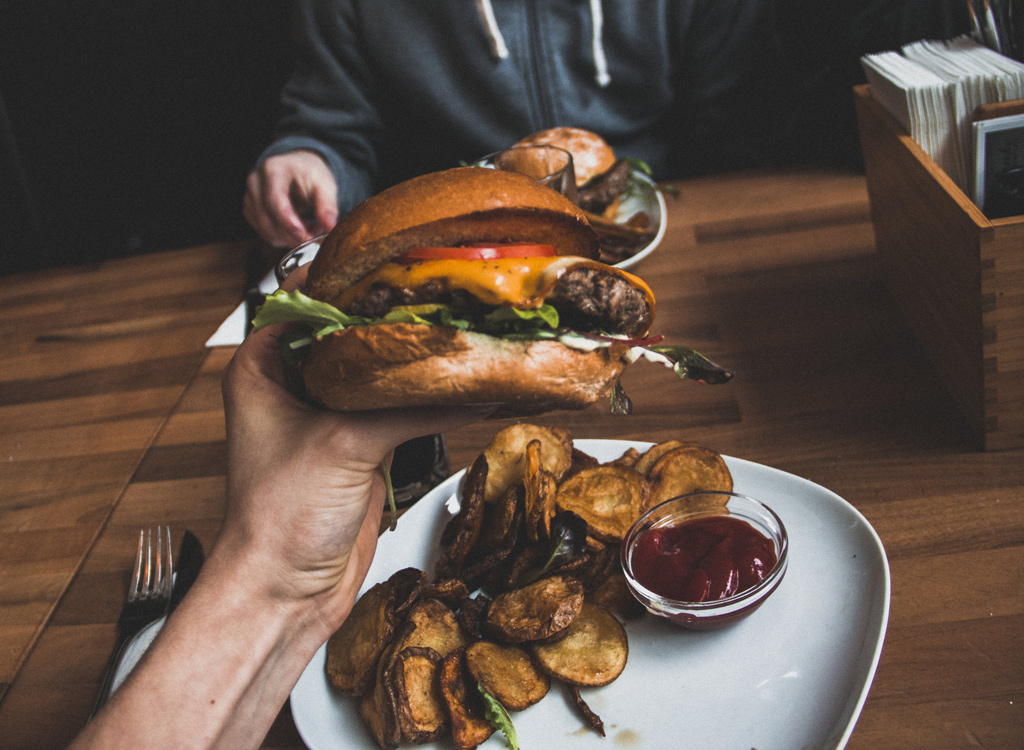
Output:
[
  {"left": 647, "top": 345, "right": 735, "bottom": 384},
  {"left": 480, "top": 304, "right": 559, "bottom": 335},
  {"left": 609, "top": 380, "right": 633, "bottom": 415},
  {"left": 478, "top": 684, "right": 519, "bottom": 750},
  {"left": 253, "top": 289, "right": 561, "bottom": 343},
  {"left": 252, "top": 289, "right": 370, "bottom": 338},
  {"left": 380, "top": 304, "right": 472, "bottom": 330}
]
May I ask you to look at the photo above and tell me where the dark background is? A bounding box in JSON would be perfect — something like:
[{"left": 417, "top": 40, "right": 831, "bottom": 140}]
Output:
[
  {"left": 0, "top": 0, "right": 292, "bottom": 274},
  {"left": 0, "top": 1, "right": 968, "bottom": 275}
]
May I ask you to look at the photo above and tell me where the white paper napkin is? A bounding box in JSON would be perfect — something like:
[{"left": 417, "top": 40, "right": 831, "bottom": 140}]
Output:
[
  {"left": 205, "top": 270, "right": 279, "bottom": 348},
  {"left": 110, "top": 617, "right": 165, "bottom": 694}
]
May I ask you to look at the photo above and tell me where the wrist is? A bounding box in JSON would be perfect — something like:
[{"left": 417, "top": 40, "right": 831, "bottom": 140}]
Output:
[
  {"left": 200, "top": 531, "right": 340, "bottom": 646},
  {"left": 206, "top": 495, "right": 382, "bottom": 641}
]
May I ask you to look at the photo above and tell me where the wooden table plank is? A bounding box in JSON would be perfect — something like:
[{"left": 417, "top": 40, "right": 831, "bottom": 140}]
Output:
[{"left": 0, "top": 240, "right": 255, "bottom": 709}]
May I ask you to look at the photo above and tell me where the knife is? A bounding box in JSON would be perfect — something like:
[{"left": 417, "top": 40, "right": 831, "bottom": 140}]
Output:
[{"left": 169, "top": 530, "right": 205, "bottom": 614}]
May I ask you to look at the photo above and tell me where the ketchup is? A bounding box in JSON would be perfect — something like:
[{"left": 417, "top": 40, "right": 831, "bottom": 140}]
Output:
[{"left": 630, "top": 515, "right": 777, "bottom": 602}]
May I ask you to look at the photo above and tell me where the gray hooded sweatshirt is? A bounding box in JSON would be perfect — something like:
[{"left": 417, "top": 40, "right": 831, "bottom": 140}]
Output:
[{"left": 258, "top": 0, "right": 781, "bottom": 215}]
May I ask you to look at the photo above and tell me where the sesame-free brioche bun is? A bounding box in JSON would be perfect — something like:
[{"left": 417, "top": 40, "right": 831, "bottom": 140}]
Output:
[
  {"left": 305, "top": 167, "right": 599, "bottom": 304},
  {"left": 514, "top": 127, "right": 617, "bottom": 187}
]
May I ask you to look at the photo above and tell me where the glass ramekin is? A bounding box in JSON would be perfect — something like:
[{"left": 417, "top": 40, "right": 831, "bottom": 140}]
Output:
[{"left": 621, "top": 491, "right": 788, "bottom": 630}]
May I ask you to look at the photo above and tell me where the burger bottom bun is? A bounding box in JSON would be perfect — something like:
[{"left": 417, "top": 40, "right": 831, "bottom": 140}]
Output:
[{"left": 302, "top": 324, "right": 628, "bottom": 417}]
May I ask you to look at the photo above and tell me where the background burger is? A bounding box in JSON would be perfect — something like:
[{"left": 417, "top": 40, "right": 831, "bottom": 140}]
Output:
[
  {"left": 253, "top": 167, "right": 730, "bottom": 417},
  {"left": 513, "top": 127, "right": 661, "bottom": 263}
]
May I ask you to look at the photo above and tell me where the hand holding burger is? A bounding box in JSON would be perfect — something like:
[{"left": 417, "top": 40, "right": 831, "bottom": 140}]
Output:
[{"left": 253, "top": 167, "right": 730, "bottom": 417}]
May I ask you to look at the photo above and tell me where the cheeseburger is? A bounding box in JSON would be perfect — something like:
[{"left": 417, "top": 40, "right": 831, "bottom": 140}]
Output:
[
  {"left": 514, "top": 126, "right": 659, "bottom": 262},
  {"left": 514, "top": 126, "right": 625, "bottom": 212},
  {"left": 253, "top": 167, "right": 730, "bottom": 416}
]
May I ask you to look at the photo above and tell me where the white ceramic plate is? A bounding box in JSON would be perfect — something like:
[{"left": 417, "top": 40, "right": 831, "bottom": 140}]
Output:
[
  {"left": 610, "top": 174, "right": 666, "bottom": 270},
  {"left": 291, "top": 440, "right": 890, "bottom": 750}
]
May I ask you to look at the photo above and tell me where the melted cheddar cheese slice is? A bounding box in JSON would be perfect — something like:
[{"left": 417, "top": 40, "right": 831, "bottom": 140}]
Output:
[{"left": 334, "top": 256, "right": 654, "bottom": 312}]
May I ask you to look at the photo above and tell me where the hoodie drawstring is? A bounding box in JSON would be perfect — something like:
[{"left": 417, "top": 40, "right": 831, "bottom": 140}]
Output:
[
  {"left": 476, "top": 0, "right": 510, "bottom": 59},
  {"left": 475, "top": 0, "right": 611, "bottom": 87},
  {"left": 589, "top": 0, "right": 611, "bottom": 87}
]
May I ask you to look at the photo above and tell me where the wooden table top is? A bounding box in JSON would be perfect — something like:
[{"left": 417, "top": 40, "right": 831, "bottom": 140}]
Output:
[{"left": 1, "top": 167, "right": 1021, "bottom": 749}]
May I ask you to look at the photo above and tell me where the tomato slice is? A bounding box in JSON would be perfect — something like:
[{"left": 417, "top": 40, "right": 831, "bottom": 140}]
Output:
[{"left": 399, "top": 243, "right": 557, "bottom": 261}]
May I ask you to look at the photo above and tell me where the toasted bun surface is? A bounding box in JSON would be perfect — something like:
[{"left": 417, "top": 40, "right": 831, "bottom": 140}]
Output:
[
  {"left": 305, "top": 167, "right": 599, "bottom": 303},
  {"left": 302, "top": 324, "right": 628, "bottom": 416},
  {"left": 514, "top": 127, "right": 617, "bottom": 187}
]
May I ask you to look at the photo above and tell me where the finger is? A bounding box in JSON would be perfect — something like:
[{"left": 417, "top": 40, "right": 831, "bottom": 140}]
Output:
[
  {"left": 311, "top": 184, "right": 339, "bottom": 235},
  {"left": 242, "top": 173, "right": 285, "bottom": 244},
  {"left": 263, "top": 184, "right": 314, "bottom": 247},
  {"left": 242, "top": 174, "right": 280, "bottom": 242},
  {"left": 246, "top": 170, "right": 312, "bottom": 248},
  {"left": 223, "top": 325, "right": 304, "bottom": 411}
]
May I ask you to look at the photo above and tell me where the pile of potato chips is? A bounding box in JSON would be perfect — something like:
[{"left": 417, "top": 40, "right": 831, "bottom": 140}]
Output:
[{"left": 326, "top": 424, "right": 733, "bottom": 749}]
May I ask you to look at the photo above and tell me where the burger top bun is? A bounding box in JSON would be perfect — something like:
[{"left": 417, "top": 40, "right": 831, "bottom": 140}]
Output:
[
  {"left": 306, "top": 167, "right": 599, "bottom": 304},
  {"left": 514, "top": 127, "right": 617, "bottom": 187}
]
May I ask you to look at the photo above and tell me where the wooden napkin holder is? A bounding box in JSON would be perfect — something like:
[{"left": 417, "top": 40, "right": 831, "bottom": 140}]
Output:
[{"left": 853, "top": 84, "right": 1024, "bottom": 450}]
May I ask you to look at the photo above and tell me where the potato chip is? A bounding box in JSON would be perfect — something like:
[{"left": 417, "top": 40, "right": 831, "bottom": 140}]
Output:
[
  {"left": 634, "top": 439, "right": 697, "bottom": 477},
  {"left": 466, "top": 640, "right": 550, "bottom": 711},
  {"left": 388, "top": 567, "right": 428, "bottom": 616},
  {"left": 523, "top": 439, "right": 558, "bottom": 542},
  {"left": 555, "top": 465, "right": 647, "bottom": 542},
  {"left": 484, "top": 574, "right": 583, "bottom": 643},
  {"left": 358, "top": 643, "right": 401, "bottom": 750},
  {"left": 482, "top": 424, "right": 572, "bottom": 503},
  {"left": 644, "top": 445, "right": 733, "bottom": 510},
  {"left": 435, "top": 454, "right": 488, "bottom": 580},
  {"left": 570, "top": 537, "right": 616, "bottom": 592},
  {"left": 394, "top": 598, "right": 468, "bottom": 658},
  {"left": 458, "top": 485, "right": 522, "bottom": 589},
  {"left": 565, "top": 447, "right": 601, "bottom": 480},
  {"left": 476, "top": 481, "right": 521, "bottom": 552},
  {"left": 500, "top": 544, "right": 546, "bottom": 591},
  {"left": 421, "top": 577, "right": 469, "bottom": 608},
  {"left": 608, "top": 446, "right": 642, "bottom": 469},
  {"left": 439, "top": 647, "right": 495, "bottom": 750},
  {"left": 568, "top": 684, "right": 605, "bottom": 736},
  {"left": 585, "top": 570, "right": 646, "bottom": 621},
  {"left": 326, "top": 580, "right": 397, "bottom": 696},
  {"left": 390, "top": 646, "right": 447, "bottom": 745},
  {"left": 456, "top": 594, "right": 491, "bottom": 640},
  {"left": 531, "top": 602, "right": 628, "bottom": 687}
]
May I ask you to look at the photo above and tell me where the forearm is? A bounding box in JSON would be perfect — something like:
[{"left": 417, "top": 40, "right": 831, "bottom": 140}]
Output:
[{"left": 71, "top": 544, "right": 334, "bottom": 750}]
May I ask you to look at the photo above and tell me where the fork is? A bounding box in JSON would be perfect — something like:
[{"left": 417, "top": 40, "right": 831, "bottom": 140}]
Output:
[{"left": 91, "top": 526, "right": 174, "bottom": 716}]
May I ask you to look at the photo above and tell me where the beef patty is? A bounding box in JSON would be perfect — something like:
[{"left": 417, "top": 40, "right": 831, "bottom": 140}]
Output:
[{"left": 347, "top": 265, "right": 651, "bottom": 338}]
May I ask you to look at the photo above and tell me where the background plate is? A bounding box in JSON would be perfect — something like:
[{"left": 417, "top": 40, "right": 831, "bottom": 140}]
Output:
[
  {"left": 291, "top": 440, "right": 890, "bottom": 750},
  {"left": 611, "top": 175, "right": 667, "bottom": 270}
]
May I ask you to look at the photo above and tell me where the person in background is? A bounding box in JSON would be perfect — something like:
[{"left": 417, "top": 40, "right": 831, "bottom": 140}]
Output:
[
  {"left": 243, "top": 0, "right": 784, "bottom": 249},
  {"left": 242, "top": 0, "right": 973, "bottom": 251},
  {"left": 69, "top": 266, "right": 491, "bottom": 749}
]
